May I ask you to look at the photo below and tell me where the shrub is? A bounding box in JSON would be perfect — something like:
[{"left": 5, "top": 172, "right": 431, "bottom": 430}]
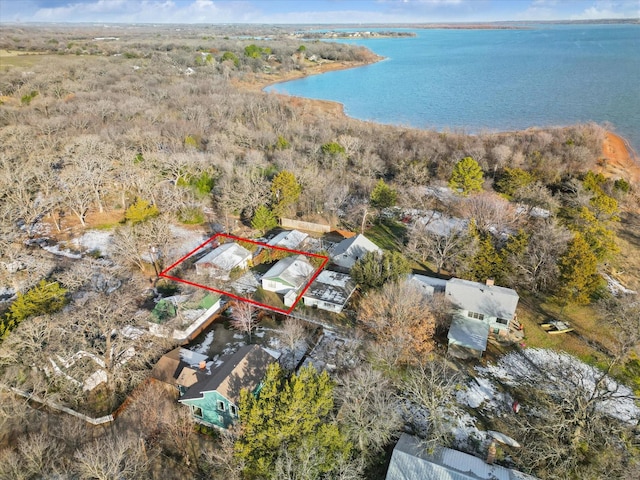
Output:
[{"left": 124, "top": 199, "right": 159, "bottom": 225}]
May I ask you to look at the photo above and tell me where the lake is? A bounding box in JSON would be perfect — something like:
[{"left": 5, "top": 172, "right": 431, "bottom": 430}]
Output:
[{"left": 266, "top": 25, "right": 640, "bottom": 152}]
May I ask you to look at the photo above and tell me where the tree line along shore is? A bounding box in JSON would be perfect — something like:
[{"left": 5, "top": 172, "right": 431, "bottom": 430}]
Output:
[{"left": 1, "top": 24, "right": 640, "bottom": 479}]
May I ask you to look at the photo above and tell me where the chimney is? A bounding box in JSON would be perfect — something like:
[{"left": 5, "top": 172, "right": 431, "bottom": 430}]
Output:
[
  {"left": 485, "top": 278, "right": 495, "bottom": 286},
  {"left": 486, "top": 441, "right": 497, "bottom": 465},
  {"left": 199, "top": 361, "right": 206, "bottom": 370}
]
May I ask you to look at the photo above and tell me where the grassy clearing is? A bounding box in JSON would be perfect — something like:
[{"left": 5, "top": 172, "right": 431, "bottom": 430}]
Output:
[
  {"left": 364, "top": 219, "right": 407, "bottom": 251},
  {"left": 517, "top": 294, "right": 615, "bottom": 363},
  {"left": 0, "top": 50, "right": 51, "bottom": 68},
  {"left": 611, "top": 211, "right": 640, "bottom": 292}
]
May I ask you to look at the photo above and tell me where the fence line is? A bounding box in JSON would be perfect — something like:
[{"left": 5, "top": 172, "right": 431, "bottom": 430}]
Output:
[
  {"left": 281, "top": 218, "right": 331, "bottom": 233},
  {"left": 2, "top": 384, "right": 114, "bottom": 426}
]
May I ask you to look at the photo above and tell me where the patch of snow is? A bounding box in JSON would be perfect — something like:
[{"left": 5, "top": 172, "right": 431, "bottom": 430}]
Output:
[
  {"left": 451, "top": 411, "right": 486, "bottom": 451},
  {"left": 457, "top": 377, "right": 496, "bottom": 409},
  {"left": 602, "top": 273, "right": 637, "bottom": 295},
  {"left": 42, "top": 244, "right": 82, "bottom": 259},
  {"left": 478, "top": 348, "right": 640, "bottom": 424},
  {"left": 190, "top": 330, "right": 215, "bottom": 355},
  {"left": 230, "top": 271, "right": 261, "bottom": 294},
  {"left": 167, "top": 225, "right": 208, "bottom": 261},
  {"left": 120, "top": 325, "right": 144, "bottom": 340},
  {"left": 233, "top": 333, "right": 245, "bottom": 339},
  {"left": 72, "top": 230, "right": 113, "bottom": 256},
  {"left": 0, "top": 286, "right": 16, "bottom": 302}
]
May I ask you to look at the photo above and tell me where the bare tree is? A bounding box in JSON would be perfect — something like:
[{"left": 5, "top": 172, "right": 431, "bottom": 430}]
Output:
[
  {"left": 336, "top": 365, "right": 402, "bottom": 457},
  {"left": 407, "top": 220, "right": 474, "bottom": 274},
  {"left": 506, "top": 218, "right": 571, "bottom": 292},
  {"left": 162, "top": 405, "right": 198, "bottom": 467},
  {"left": 400, "top": 355, "right": 465, "bottom": 452},
  {"left": 73, "top": 433, "right": 149, "bottom": 480},
  {"left": 462, "top": 192, "right": 519, "bottom": 233},
  {"left": 276, "top": 318, "right": 307, "bottom": 351},
  {"left": 111, "top": 216, "right": 172, "bottom": 272},
  {"left": 230, "top": 302, "right": 259, "bottom": 343},
  {"left": 200, "top": 429, "right": 244, "bottom": 480},
  {"left": 357, "top": 280, "right": 436, "bottom": 366}
]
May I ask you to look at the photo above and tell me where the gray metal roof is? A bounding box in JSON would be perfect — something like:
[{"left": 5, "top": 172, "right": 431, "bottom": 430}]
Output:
[
  {"left": 196, "top": 242, "right": 251, "bottom": 272},
  {"left": 267, "top": 230, "right": 308, "bottom": 249},
  {"left": 302, "top": 270, "right": 356, "bottom": 306},
  {"left": 446, "top": 278, "right": 519, "bottom": 320},
  {"left": 408, "top": 274, "right": 448, "bottom": 295},
  {"left": 386, "top": 434, "right": 538, "bottom": 480},
  {"left": 448, "top": 315, "right": 490, "bottom": 352},
  {"left": 262, "top": 254, "right": 315, "bottom": 289},
  {"left": 329, "top": 234, "right": 381, "bottom": 269}
]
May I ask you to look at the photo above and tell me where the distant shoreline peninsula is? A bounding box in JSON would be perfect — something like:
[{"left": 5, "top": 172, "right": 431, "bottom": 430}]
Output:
[{"left": 256, "top": 48, "right": 640, "bottom": 179}]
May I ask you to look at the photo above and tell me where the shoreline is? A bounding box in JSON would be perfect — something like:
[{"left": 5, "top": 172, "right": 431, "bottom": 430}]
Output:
[{"left": 249, "top": 55, "right": 640, "bottom": 181}]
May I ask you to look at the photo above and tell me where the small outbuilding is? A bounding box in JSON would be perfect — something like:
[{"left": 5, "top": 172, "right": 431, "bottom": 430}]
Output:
[
  {"left": 267, "top": 229, "right": 308, "bottom": 250},
  {"left": 303, "top": 270, "right": 356, "bottom": 314},
  {"left": 195, "top": 242, "right": 252, "bottom": 278}
]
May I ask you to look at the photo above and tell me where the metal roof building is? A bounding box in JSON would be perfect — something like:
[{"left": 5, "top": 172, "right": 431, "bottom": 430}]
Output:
[{"left": 386, "top": 434, "right": 537, "bottom": 480}]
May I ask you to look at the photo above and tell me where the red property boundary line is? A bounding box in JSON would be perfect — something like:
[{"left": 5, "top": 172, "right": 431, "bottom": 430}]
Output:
[{"left": 159, "top": 233, "right": 329, "bottom": 315}]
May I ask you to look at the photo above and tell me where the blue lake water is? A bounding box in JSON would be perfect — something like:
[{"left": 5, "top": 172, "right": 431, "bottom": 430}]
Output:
[{"left": 266, "top": 25, "right": 640, "bottom": 152}]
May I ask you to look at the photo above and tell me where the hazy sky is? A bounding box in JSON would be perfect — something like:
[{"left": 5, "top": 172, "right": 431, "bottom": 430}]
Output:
[{"left": 1, "top": 0, "right": 639, "bottom": 24}]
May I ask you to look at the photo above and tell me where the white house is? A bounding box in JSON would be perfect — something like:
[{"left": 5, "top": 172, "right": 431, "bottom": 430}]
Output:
[
  {"left": 445, "top": 278, "right": 519, "bottom": 357},
  {"left": 303, "top": 270, "right": 356, "bottom": 314},
  {"left": 329, "top": 234, "right": 381, "bottom": 271},
  {"left": 195, "top": 243, "right": 252, "bottom": 278},
  {"left": 267, "top": 230, "right": 308, "bottom": 250},
  {"left": 261, "top": 255, "right": 316, "bottom": 294}
]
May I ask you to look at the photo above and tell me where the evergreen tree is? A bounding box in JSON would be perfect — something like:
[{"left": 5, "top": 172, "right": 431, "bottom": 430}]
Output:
[
  {"left": 1, "top": 280, "right": 67, "bottom": 339},
  {"left": 270, "top": 170, "right": 301, "bottom": 218},
  {"left": 495, "top": 167, "right": 535, "bottom": 198},
  {"left": 236, "top": 364, "right": 352, "bottom": 479},
  {"left": 465, "top": 235, "right": 503, "bottom": 283},
  {"left": 449, "top": 157, "right": 484, "bottom": 196},
  {"left": 251, "top": 205, "right": 277, "bottom": 234},
  {"left": 557, "top": 233, "right": 603, "bottom": 305},
  {"left": 574, "top": 206, "right": 619, "bottom": 261},
  {"left": 370, "top": 179, "right": 397, "bottom": 209},
  {"left": 351, "top": 250, "right": 411, "bottom": 291}
]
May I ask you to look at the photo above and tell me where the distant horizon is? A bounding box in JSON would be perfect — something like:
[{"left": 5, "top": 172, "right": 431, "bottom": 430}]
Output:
[
  {"left": 2, "top": 19, "right": 639, "bottom": 26},
  {"left": 1, "top": 1, "right": 639, "bottom": 25}
]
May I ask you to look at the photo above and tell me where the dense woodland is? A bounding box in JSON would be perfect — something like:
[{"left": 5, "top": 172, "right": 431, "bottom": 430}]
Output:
[{"left": 0, "top": 24, "right": 639, "bottom": 479}]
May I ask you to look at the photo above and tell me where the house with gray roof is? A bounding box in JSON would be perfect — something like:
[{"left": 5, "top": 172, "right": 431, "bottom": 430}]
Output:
[
  {"left": 408, "top": 274, "right": 448, "bottom": 297},
  {"left": 195, "top": 242, "right": 252, "bottom": 279},
  {"left": 386, "top": 433, "right": 537, "bottom": 480},
  {"left": 445, "top": 278, "right": 519, "bottom": 357},
  {"left": 178, "top": 345, "right": 277, "bottom": 429},
  {"left": 329, "top": 234, "right": 381, "bottom": 271},
  {"left": 267, "top": 229, "right": 308, "bottom": 250},
  {"left": 302, "top": 270, "right": 356, "bottom": 314},
  {"left": 261, "top": 254, "right": 316, "bottom": 295}
]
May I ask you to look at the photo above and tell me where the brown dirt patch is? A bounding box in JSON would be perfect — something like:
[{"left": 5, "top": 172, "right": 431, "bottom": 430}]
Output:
[{"left": 598, "top": 132, "right": 640, "bottom": 184}]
